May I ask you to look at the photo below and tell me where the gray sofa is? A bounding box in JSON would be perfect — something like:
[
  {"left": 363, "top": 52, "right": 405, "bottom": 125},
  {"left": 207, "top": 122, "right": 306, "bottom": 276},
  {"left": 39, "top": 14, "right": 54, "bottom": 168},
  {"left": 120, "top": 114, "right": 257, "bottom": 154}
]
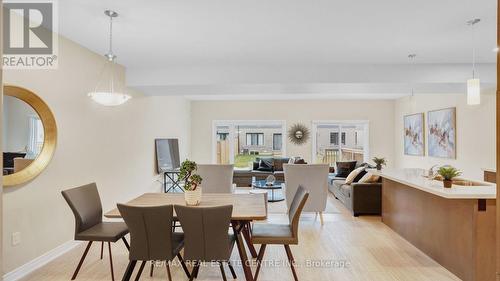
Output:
[
  {"left": 233, "top": 157, "right": 290, "bottom": 187},
  {"left": 328, "top": 174, "right": 382, "bottom": 217}
]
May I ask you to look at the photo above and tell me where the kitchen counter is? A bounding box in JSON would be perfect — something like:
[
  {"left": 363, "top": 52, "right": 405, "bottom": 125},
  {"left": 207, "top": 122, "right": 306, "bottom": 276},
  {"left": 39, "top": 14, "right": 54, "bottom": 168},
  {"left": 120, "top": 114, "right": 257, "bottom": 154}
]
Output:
[
  {"left": 380, "top": 168, "right": 496, "bottom": 281},
  {"left": 377, "top": 168, "right": 496, "bottom": 199}
]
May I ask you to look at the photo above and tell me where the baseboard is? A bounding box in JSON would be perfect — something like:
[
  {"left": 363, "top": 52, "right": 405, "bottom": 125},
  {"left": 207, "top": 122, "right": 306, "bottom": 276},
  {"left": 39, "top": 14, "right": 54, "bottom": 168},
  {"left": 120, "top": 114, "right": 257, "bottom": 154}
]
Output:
[{"left": 3, "top": 240, "right": 82, "bottom": 281}]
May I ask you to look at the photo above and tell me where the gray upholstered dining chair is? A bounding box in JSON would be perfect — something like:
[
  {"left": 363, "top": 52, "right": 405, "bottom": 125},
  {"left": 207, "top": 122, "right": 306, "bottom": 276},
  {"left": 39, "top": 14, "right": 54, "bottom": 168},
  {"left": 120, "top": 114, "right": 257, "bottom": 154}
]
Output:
[
  {"left": 283, "top": 164, "right": 328, "bottom": 224},
  {"left": 251, "top": 185, "right": 309, "bottom": 281},
  {"left": 196, "top": 164, "right": 235, "bottom": 193},
  {"left": 117, "top": 204, "right": 191, "bottom": 281},
  {"left": 61, "top": 183, "right": 129, "bottom": 281},
  {"left": 175, "top": 205, "right": 237, "bottom": 281}
]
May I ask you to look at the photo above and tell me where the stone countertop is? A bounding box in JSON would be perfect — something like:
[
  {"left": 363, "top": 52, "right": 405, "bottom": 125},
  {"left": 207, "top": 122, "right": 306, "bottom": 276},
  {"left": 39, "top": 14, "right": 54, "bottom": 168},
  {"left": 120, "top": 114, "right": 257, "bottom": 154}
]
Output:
[{"left": 377, "top": 168, "right": 496, "bottom": 199}]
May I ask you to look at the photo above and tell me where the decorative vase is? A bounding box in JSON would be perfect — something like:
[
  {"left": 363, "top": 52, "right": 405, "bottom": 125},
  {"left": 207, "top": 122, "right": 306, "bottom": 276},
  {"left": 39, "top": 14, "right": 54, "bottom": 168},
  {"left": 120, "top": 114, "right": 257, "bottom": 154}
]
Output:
[
  {"left": 443, "top": 180, "right": 453, "bottom": 188},
  {"left": 185, "top": 187, "right": 202, "bottom": 206},
  {"left": 376, "top": 164, "right": 382, "bottom": 171}
]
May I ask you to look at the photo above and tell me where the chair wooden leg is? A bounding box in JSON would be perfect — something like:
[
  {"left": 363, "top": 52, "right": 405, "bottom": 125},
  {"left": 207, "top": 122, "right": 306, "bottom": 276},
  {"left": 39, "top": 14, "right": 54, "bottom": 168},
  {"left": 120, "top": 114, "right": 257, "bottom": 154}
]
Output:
[
  {"left": 107, "top": 242, "right": 115, "bottom": 281},
  {"left": 242, "top": 223, "right": 258, "bottom": 258},
  {"left": 71, "top": 241, "right": 93, "bottom": 280},
  {"left": 227, "top": 261, "right": 237, "bottom": 279},
  {"left": 254, "top": 244, "right": 267, "bottom": 281},
  {"left": 319, "top": 212, "right": 324, "bottom": 225},
  {"left": 100, "top": 242, "right": 104, "bottom": 259},
  {"left": 219, "top": 262, "right": 228, "bottom": 281},
  {"left": 189, "top": 261, "right": 200, "bottom": 281},
  {"left": 122, "top": 237, "right": 130, "bottom": 250},
  {"left": 284, "top": 245, "right": 299, "bottom": 281},
  {"left": 177, "top": 253, "right": 191, "bottom": 278},
  {"left": 166, "top": 261, "right": 172, "bottom": 281},
  {"left": 149, "top": 261, "right": 154, "bottom": 277},
  {"left": 134, "top": 261, "right": 145, "bottom": 281},
  {"left": 121, "top": 260, "right": 137, "bottom": 281}
]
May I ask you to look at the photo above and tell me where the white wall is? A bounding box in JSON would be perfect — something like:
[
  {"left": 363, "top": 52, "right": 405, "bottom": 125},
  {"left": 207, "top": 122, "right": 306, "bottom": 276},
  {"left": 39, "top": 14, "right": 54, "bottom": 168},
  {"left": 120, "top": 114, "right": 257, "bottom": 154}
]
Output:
[
  {"left": 2, "top": 36, "right": 191, "bottom": 273},
  {"left": 394, "top": 92, "right": 496, "bottom": 181},
  {"left": 190, "top": 100, "right": 395, "bottom": 166}
]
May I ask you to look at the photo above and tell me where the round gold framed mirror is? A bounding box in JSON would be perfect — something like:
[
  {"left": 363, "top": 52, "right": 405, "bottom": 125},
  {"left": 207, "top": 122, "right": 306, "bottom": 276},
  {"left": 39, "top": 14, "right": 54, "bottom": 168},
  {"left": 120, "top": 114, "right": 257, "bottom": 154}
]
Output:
[{"left": 3, "top": 85, "right": 57, "bottom": 186}]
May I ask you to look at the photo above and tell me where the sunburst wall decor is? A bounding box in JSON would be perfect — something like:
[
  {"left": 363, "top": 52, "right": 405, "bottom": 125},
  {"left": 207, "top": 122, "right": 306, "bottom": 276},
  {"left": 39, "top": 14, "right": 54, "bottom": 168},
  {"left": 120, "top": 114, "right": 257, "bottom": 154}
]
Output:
[{"left": 288, "top": 123, "right": 310, "bottom": 145}]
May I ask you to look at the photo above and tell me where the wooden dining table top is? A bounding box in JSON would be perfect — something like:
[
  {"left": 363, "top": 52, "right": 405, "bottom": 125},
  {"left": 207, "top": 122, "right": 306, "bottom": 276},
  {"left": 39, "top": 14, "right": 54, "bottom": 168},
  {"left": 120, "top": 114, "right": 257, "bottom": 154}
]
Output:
[{"left": 104, "top": 192, "right": 268, "bottom": 221}]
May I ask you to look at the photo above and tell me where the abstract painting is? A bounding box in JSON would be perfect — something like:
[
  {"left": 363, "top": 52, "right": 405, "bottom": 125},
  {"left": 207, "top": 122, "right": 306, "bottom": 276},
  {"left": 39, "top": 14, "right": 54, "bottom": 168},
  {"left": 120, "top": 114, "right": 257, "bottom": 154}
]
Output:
[
  {"left": 404, "top": 113, "right": 425, "bottom": 156},
  {"left": 427, "top": 108, "right": 456, "bottom": 159}
]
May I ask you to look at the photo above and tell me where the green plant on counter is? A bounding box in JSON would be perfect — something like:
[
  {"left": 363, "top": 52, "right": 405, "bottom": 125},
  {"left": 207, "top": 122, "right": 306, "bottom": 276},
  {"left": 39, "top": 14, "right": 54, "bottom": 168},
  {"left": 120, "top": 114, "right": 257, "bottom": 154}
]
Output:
[
  {"left": 372, "top": 157, "right": 387, "bottom": 170},
  {"left": 179, "top": 160, "right": 203, "bottom": 191},
  {"left": 437, "top": 166, "right": 462, "bottom": 181}
]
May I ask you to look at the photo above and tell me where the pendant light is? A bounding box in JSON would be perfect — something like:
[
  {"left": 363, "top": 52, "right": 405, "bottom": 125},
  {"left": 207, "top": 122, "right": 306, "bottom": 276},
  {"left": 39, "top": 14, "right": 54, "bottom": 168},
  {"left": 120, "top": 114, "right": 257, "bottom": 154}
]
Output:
[
  {"left": 88, "top": 10, "right": 131, "bottom": 106},
  {"left": 466, "top": 18, "right": 481, "bottom": 105},
  {"left": 408, "top": 54, "right": 417, "bottom": 113}
]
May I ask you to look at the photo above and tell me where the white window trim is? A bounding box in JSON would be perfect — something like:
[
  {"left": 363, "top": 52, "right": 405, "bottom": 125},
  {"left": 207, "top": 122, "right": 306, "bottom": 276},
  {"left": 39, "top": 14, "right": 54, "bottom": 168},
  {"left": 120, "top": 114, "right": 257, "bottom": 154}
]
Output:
[
  {"left": 212, "top": 120, "right": 287, "bottom": 164},
  {"left": 311, "top": 120, "right": 370, "bottom": 164}
]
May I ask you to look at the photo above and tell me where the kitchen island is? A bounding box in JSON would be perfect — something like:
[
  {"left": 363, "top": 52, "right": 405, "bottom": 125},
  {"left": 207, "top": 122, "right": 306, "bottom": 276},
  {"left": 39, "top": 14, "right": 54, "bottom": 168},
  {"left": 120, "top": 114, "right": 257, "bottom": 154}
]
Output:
[{"left": 379, "top": 169, "right": 496, "bottom": 281}]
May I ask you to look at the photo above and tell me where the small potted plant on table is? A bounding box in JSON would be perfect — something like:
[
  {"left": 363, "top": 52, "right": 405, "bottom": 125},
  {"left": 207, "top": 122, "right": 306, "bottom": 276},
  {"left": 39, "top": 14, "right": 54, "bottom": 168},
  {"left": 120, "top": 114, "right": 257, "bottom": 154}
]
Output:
[
  {"left": 437, "top": 166, "right": 461, "bottom": 188},
  {"left": 373, "top": 157, "right": 387, "bottom": 171},
  {"left": 179, "top": 160, "right": 203, "bottom": 205}
]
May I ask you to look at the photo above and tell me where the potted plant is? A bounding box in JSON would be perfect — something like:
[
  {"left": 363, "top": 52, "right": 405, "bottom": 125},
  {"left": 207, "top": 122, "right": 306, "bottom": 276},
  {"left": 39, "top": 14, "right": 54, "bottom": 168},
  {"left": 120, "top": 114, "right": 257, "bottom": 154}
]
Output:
[
  {"left": 179, "top": 160, "right": 203, "bottom": 205},
  {"left": 437, "top": 166, "right": 462, "bottom": 188},
  {"left": 373, "top": 157, "right": 387, "bottom": 171}
]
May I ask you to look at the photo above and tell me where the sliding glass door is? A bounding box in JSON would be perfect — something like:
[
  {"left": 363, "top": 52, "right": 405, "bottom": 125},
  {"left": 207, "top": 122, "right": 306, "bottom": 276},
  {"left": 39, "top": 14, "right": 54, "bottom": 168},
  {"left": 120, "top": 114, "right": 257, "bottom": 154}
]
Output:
[
  {"left": 213, "top": 121, "right": 286, "bottom": 169},
  {"left": 312, "top": 121, "right": 369, "bottom": 165}
]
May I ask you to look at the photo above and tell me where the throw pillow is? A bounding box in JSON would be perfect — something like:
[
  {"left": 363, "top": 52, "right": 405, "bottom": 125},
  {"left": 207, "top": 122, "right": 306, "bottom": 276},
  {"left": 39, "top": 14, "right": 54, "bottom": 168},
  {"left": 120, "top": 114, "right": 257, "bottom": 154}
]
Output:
[
  {"left": 274, "top": 159, "right": 285, "bottom": 171},
  {"left": 336, "top": 161, "right": 357, "bottom": 178},
  {"left": 257, "top": 158, "right": 273, "bottom": 171},
  {"left": 294, "top": 158, "right": 307, "bottom": 164},
  {"left": 353, "top": 168, "right": 367, "bottom": 182},
  {"left": 345, "top": 167, "right": 365, "bottom": 184},
  {"left": 359, "top": 173, "right": 380, "bottom": 183}
]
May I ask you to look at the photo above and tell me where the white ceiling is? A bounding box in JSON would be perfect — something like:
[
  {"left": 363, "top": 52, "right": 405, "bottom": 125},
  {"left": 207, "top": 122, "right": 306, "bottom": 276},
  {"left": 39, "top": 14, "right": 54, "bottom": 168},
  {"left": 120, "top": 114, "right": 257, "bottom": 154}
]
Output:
[{"left": 58, "top": 0, "right": 497, "bottom": 99}]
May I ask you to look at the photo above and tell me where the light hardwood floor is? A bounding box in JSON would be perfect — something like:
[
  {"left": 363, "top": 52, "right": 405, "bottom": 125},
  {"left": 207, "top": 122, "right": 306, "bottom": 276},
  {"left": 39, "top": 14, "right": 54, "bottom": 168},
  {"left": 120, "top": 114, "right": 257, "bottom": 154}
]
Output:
[{"left": 20, "top": 194, "right": 461, "bottom": 281}]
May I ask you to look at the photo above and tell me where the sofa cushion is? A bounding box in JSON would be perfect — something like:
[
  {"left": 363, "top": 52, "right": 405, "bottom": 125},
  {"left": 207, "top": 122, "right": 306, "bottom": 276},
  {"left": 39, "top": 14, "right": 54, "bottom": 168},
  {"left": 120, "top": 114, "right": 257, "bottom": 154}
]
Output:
[
  {"left": 359, "top": 173, "right": 380, "bottom": 183},
  {"left": 273, "top": 158, "right": 289, "bottom": 171},
  {"left": 336, "top": 161, "right": 357, "bottom": 178},
  {"left": 332, "top": 179, "right": 346, "bottom": 189},
  {"left": 353, "top": 169, "right": 368, "bottom": 183},
  {"left": 257, "top": 158, "right": 273, "bottom": 171},
  {"left": 340, "top": 184, "right": 351, "bottom": 198},
  {"left": 345, "top": 167, "right": 365, "bottom": 184}
]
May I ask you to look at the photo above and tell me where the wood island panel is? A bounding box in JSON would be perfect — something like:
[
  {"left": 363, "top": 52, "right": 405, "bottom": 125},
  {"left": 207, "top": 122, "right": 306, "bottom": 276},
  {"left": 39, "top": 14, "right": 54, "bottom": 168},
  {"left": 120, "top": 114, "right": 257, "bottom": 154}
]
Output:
[
  {"left": 382, "top": 178, "right": 496, "bottom": 281},
  {"left": 484, "top": 170, "right": 497, "bottom": 184}
]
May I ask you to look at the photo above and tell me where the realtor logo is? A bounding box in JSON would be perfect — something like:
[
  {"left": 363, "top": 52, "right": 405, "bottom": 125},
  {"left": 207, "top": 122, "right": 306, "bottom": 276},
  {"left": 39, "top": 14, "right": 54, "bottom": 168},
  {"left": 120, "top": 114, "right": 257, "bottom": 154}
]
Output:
[{"left": 3, "top": 0, "right": 58, "bottom": 69}]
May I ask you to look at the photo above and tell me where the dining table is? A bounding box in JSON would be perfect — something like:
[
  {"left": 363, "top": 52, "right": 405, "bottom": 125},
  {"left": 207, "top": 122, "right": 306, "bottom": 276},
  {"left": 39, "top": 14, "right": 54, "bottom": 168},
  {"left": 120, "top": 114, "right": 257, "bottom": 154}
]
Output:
[{"left": 105, "top": 192, "right": 268, "bottom": 281}]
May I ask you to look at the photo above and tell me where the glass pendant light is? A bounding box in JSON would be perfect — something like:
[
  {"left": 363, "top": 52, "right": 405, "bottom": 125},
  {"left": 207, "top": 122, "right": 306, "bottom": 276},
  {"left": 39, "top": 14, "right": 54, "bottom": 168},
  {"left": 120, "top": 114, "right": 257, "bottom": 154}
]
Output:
[
  {"left": 466, "top": 18, "right": 480, "bottom": 105},
  {"left": 88, "top": 10, "right": 131, "bottom": 106}
]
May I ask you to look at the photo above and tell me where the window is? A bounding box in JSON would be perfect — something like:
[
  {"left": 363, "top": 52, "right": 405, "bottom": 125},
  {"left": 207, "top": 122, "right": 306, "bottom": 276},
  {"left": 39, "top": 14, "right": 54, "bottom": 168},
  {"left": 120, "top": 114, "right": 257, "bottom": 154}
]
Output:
[
  {"left": 330, "top": 132, "right": 339, "bottom": 145},
  {"left": 28, "top": 116, "right": 44, "bottom": 158},
  {"left": 246, "top": 133, "right": 264, "bottom": 146},
  {"left": 213, "top": 121, "right": 285, "bottom": 168},
  {"left": 217, "top": 133, "right": 228, "bottom": 141},
  {"left": 273, "top": 134, "right": 282, "bottom": 150},
  {"left": 313, "top": 121, "right": 369, "bottom": 165}
]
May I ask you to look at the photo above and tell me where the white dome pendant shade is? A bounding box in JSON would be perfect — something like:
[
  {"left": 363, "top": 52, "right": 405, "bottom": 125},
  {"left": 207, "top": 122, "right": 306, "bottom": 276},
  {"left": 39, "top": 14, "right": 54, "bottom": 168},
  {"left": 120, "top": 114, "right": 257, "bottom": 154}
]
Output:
[
  {"left": 88, "top": 10, "right": 131, "bottom": 106},
  {"left": 466, "top": 78, "right": 481, "bottom": 105}
]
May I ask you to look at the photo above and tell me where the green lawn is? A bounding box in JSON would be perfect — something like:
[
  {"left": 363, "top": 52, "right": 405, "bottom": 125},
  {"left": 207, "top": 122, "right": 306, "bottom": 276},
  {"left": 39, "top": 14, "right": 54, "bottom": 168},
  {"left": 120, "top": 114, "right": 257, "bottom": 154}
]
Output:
[{"left": 234, "top": 154, "right": 258, "bottom": 168}]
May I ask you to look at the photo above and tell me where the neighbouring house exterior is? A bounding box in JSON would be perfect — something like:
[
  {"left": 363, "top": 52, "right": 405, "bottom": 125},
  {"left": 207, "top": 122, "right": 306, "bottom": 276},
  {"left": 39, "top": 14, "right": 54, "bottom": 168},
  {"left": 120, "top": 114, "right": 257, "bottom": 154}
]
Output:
[{"left": 316, "top": 125, "right": 365, "bottom": 164}]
